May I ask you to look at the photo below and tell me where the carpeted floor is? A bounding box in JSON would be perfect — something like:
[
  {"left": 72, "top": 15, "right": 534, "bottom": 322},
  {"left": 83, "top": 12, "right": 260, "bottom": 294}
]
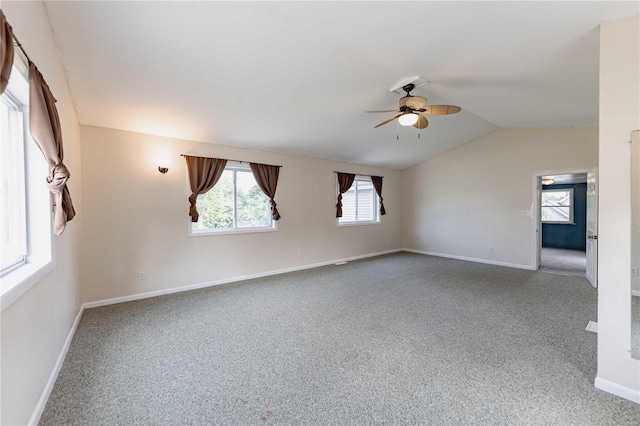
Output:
[
  {"left": 40, "top": 253, "right": 640, "bottom": 425},
  {"left": 540, "top": 247, "right": 587, "bottom": 277}
]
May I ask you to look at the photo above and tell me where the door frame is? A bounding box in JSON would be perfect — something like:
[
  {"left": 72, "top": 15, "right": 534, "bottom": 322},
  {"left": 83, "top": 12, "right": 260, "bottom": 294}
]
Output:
[
  {"left": 585, "top": 168, "right": 599, "bottom": 287},
  {"left": 532, "top": 168, "right": 593, "bottom": 270}
]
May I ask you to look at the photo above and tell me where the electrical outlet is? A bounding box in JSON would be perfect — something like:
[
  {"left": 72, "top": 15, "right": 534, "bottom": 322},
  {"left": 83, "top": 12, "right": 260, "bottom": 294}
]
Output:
[
  {"left": 632, "top": 267, "right": 639, "bottom": 277},
  {"left": 297, "top": 249, "right": 302, "bottom": 257},
  {"left": 489, "top": 247, "right": 494, "bottom": 253},
  {"left": 138, "top": 271, "right": 145, "bottom": 280},
  {"left": 518, "top": 210, "right": 529, "bottom": 216}
]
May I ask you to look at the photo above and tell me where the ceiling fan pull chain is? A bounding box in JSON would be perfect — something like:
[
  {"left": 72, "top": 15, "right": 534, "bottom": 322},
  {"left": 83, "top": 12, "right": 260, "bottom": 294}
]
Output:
[{"left": 396, "top": 120, "right": 399, "bottom": 140}]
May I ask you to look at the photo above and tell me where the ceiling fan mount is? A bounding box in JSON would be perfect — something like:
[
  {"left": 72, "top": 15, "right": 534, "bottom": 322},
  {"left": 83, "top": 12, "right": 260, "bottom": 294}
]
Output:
[
  {"left": 365, "top": 82, "right": 462, "bottom": 130},
  {"left": 402, "top": 83, "right": 416, "bottom": 96}
]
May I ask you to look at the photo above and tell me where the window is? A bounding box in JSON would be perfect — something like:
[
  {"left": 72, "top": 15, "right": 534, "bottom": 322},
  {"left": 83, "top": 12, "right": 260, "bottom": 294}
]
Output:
[
  {"left": 1, "top": 89, "right": 27, "bottom": 274},
  {"left": 338, "top": 176, "right": 380, "bottom": 225},
  {"left": 541, "top": 188, "right": 574, "bottom": 224},
  {"left": 190, "top": 163, "right": 275, "bottom": 235},
  {"left": 1, "top": 59, "right": 53, "bottom": 310}
]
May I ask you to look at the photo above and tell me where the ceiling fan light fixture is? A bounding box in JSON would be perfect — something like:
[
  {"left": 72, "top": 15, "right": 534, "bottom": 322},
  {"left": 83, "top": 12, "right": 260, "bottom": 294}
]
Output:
[
  {"left": 542, "top": 177, "right": 555, "bottom": 185},
  {"left": 367, "top": 82, "right": 460, "bottom": 130},
  {"left": 398, "top": 113, "right": 419, "bottom": 126}
]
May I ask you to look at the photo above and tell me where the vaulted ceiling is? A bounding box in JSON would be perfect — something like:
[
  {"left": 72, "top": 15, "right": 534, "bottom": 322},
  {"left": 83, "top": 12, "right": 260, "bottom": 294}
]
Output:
[{"left": 43, "top": 1, "right": 638, "bottom": 169}]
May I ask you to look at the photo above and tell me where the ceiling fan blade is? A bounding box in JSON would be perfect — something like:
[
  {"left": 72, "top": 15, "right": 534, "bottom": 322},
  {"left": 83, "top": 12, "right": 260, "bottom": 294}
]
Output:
[
  {"left": 414, "top": 114, "right": 429, "bottom": 129},
  {"left": 405, "top": 96, "right": 428, "bottom": 109},
  {"left": 422, "top": 105, "right": 462, "bottom": 115},
  {"left": 365, "top": 109, "right": 398, "bottom": 113},
  {"left": 374, "top": 114, "right": 401, "bottom": 128}
]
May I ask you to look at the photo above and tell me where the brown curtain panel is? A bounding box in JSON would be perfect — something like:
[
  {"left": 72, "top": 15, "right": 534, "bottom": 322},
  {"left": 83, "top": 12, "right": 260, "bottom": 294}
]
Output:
[
  {"left": 29, "top": 63, "right": 76, "bottom": 235},
  {"left": 371, "top": 176, "right": 386, "bottom": 216},
  {"left": 185, "top": 155, "right": 228, "bottom": 222},
  {"left": 1, "top": 9, "right": 14, "bottom": 94},
  {"left": 249, "top": 163, "right": 281, "bottom": 220},
  {"left": 336, "top": 172, "right": 355, "bottom": 218}
]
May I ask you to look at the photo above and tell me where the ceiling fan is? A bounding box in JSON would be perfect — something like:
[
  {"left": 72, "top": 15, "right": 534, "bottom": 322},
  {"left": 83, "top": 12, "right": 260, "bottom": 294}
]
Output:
[{"left": 366, "top": 83, "right": 461, "bottom": 129}]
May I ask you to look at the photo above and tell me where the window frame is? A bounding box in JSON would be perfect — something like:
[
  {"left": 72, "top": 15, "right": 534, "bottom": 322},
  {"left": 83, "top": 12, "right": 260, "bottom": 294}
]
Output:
[
  {"left": 1, "top": 90, "right": 28, "bottom": 275},
  {"left": 188, "top": 162, "right": 277, "bottom": 237},
  {"left": 1, "top": 55, "right": 55, "bottom": 312},
  {"left": 541, "top": 187, "right": 575, "bottom": 225},
  {"left": 337, "top": 175, "right": 381, "bottom": 227}
]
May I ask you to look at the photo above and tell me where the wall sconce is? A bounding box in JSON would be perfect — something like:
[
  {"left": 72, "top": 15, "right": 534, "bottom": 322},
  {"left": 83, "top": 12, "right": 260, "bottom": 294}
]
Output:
[{"left": 158, "top": 160, "right": 169, "bottom": 174}]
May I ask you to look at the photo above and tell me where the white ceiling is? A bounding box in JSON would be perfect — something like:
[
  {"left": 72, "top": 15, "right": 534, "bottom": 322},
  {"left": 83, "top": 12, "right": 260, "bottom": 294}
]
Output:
[{"left": 43, "top": 1, "right": 638, "bottom": 169}]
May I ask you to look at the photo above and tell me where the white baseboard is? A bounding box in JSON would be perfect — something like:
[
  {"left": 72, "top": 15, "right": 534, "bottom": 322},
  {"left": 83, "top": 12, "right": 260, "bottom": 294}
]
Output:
[
  {"left": 28, "top": 304, "right": 85, "bottom": 426},
  {"left": 403, "top": 248, "right": 535, "bottom": 271},
  {"left": 632, "top": 290, "right": 640, "bottom": 297},
  {"left": 595, "top": 377, "right": 640, "bottom": 404},
  {"left": 84, "top": 249, "right": 403, "bottom": 309}
]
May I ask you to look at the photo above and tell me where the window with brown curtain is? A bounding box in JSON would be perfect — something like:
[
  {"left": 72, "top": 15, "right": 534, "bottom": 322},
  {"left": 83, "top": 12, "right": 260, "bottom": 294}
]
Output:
[
  {"left": 29, "top": 62, "right": 76, "bottom": 235},
  {"left": 336, "top": 172, "right": 355, "bottom": 218},
  {"left": 184, "top": 155, "right": 228, "bottom": 222},
  {"left": 2, "top": 14, "right": 63, "bottom": 307},
  {"left": 249, "top": 162, "right": 281, "bottom": 220},
  {"left": 188, "top": 160, "right": 278, "bottom": 235},
  {"left": 338, "top": 175, "right": 381, "bottom": 225}
]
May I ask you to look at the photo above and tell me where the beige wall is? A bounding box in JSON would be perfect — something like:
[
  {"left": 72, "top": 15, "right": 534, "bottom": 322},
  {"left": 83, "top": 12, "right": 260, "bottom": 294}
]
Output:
[
  {"left": 1, "top": 2, "right": 84, "bottom": 425},
  {"left": 80, "top": 125, "right": 402, "bottom": 303},
  {"left": 402, "top": 127, "right": 598, "bottom": 268},
  {"left": 597, "top": 15, "right": 640, "bottom": 398}
]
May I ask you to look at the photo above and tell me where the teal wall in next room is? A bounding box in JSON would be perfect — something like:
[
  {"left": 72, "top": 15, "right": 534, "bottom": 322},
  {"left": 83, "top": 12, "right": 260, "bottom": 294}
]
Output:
[{"left": 542, "top": 183, "right": 587, "bottom": 251}]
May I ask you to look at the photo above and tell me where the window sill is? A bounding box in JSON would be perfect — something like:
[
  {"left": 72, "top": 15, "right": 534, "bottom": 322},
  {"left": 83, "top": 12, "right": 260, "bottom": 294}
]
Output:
[
  {"left": 189, "top": 226, "right": 278, "bottom": 237},
  {"left": 337, "top": 221, "right": 381, "bottom": 228},
  {"left": 1, "top": 259, "right": 54, "bottom": 312}
]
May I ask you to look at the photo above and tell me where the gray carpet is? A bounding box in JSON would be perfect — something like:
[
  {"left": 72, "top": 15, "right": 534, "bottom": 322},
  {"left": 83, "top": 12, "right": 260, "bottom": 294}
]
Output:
[
  {"left": 540, "top": 247, "right": 587, "bottom": 277},
  {"left": 40, "top": 253, "right": 640, "bottom": 425}
]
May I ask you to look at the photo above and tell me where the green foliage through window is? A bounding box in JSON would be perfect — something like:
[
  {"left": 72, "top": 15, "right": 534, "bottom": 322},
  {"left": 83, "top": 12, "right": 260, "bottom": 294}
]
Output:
[{"left": 192, "top": 168, "right": 273, "bottom": 232}]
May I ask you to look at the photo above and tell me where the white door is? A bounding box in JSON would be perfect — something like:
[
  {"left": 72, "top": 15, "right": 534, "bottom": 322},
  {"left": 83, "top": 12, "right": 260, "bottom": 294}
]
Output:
[
  {"left": 536, "top": 177, "right": 542, "bottom": 269},
  {"left": 586, "top": 169, "right": 598, "bottom": 287}
]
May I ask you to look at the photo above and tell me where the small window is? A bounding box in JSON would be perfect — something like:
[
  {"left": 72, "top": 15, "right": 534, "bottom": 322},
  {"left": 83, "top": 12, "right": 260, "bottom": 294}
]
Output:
[
  {"left": 190, "top": 164, "right": 275, "bottom": 235},
  {"left": 338, "top": 176, "right": 380, "bottom": 225},
  {"left": 541, "top": 188, "right": 574, "bottom": 224}
]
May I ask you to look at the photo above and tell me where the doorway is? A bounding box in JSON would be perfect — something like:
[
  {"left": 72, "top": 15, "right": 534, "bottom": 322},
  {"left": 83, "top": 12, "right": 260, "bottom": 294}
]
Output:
[
  {"left": 533, "top": 169, "right": 598, "bottom": 286},
  {"left": 540, "top": 247, "right": 586, "bottom": 276}
]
